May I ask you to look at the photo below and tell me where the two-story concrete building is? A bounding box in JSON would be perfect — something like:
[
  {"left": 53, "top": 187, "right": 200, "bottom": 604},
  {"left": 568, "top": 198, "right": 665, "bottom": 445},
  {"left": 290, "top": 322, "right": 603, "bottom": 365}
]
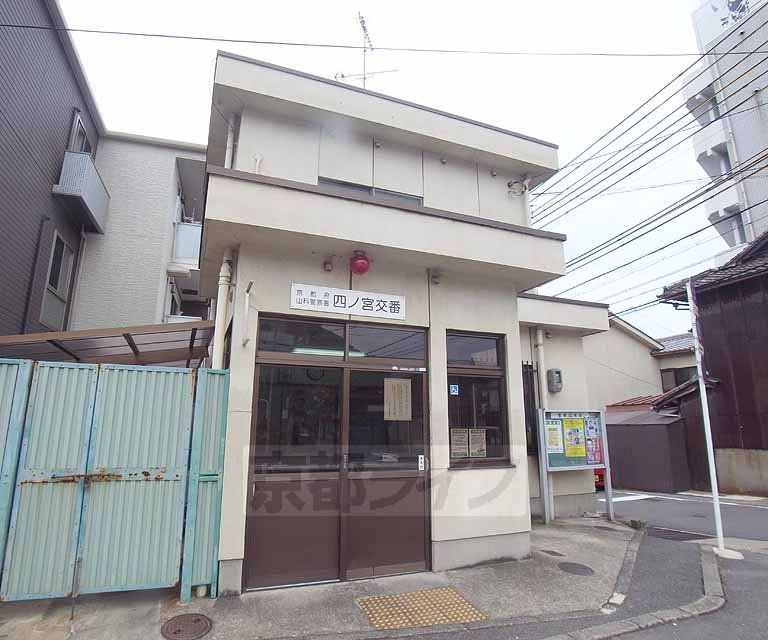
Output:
[{"left": 200, "top": 52, "right": 612, "bottom": 595}]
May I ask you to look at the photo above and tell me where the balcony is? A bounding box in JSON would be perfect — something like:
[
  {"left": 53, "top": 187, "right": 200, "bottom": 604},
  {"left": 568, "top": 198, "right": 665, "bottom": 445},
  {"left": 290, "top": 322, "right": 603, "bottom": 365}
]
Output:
[
  {"left": 170, "top": 222, "right": 202, "bottom": 271},
  {"left": 52, "top": 151, "right": 110, "bottom": 234}
]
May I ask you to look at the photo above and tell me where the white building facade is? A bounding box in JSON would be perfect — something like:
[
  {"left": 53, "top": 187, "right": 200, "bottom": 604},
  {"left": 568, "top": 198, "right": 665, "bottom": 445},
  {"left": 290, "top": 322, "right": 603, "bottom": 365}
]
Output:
[
  {"left": 683, "top": 0, "right": 768, "bottom": 259},
  {"left": 201, "top": 53, "right": 612, "bottom": 595}
]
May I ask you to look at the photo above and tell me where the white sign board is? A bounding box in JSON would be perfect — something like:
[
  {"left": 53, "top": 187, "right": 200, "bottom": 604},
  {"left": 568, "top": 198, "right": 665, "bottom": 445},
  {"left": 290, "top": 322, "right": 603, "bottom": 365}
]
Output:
[
  {"left": 384, "top": 378, "right": 412, "bottom": 421},
  {"left": 693, "top": 0, "right": 752, "bottom": 49},
  {"left": 290, "top": 283, "right": 405, "bottom": 320}
]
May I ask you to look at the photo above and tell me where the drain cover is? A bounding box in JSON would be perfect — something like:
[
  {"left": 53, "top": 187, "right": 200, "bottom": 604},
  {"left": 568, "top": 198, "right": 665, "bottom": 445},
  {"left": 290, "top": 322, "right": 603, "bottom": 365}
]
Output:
[
  {"left": 647, "top": 527, "right": 708, "bottom": 541},
  {"left": 541, "top": 549, "right": 565, "bottom": 557},
  {"left": 161, "top": 614, "right": 212, "bottom": 640},
  {"left": 558, "top": 562, "right": 595, "bottom": 576}
]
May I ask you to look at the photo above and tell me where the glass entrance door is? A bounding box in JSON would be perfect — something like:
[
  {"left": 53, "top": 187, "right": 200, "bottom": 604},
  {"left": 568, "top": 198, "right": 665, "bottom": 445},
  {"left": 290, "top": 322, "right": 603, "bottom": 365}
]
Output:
[
  {"left": 343, "top": 370, "right": 428, "bottom": 579},
  {"left": 244, "top": 318, "right": 430, "bottom": 590},
  {"left": 243, "top": 365, "right": 343, "bottom": 589}
]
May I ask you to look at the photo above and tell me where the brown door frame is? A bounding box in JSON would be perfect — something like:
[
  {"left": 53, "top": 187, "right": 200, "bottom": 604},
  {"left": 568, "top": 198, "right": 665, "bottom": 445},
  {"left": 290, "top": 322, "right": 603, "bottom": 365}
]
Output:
[{"left": 246, "top": 317, "right": 432, "bottom": 588}]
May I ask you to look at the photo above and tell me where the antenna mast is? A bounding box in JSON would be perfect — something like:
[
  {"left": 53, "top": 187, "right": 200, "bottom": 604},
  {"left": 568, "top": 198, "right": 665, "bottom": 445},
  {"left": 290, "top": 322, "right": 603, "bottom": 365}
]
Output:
[{"left": 358, "top": 12, "right": 374, "bottom": 88}]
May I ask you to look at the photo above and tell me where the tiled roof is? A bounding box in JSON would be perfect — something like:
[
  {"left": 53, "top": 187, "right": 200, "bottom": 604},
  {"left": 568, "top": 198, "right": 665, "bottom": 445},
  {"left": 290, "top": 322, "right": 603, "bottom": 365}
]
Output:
[
  {"left": 653, "top": 333, "right": 695, "bottom": 355},
  {"left": 661, "top": 231, "right": 768, "bottom": 301}
]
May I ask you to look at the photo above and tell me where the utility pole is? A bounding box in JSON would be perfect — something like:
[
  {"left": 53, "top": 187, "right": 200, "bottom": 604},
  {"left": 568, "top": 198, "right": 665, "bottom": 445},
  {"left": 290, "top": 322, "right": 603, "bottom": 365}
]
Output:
[{"left": 687, "top": 278, "right": 743, "bottom": 560}]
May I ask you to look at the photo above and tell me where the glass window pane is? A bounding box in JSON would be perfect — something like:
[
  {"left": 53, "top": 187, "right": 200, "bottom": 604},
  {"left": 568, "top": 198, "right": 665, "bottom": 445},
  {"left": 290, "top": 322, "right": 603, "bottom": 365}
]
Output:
[
  {"left": 447, "top": 333, "right": 500, "bottom": 367},
  {"left": 258, "top": 318, "right": 345, "bottom": 357},
  {"left": 660, "top": 369, "right": 676, "bottom": 392},
  {"left": 48, "top": 237, "right": 65, "bottom": 288},
  {"left": 348, "top": 325, "right": 425, "bottom": 361},
  {"left": 348, "top": 371, "right": 424, "bottom": 470},
  {"left": 448, "top": 375, "right": 506, "bottom": 460},
  {"left": 253, "top": 366, "right": 341, "bottom": 471}
]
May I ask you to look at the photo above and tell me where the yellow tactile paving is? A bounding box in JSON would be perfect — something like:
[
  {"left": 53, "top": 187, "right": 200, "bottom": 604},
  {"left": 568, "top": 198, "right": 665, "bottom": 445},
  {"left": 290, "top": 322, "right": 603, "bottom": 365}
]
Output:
[{"left": 357, "top": 586, "right": 487, "bottom": 630}]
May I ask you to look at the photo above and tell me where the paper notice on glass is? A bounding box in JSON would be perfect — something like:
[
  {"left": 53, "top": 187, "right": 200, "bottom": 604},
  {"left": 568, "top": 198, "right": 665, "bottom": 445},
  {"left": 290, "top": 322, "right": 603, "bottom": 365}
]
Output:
[
  {"left": 469, "top": 428, "right": 487, "bottom": 458},
  {"left": 545, "top": 419, "right": 564, "bottom": 454},
  {"left": 450, "top": 428, "right": 469, "bottom": 458},
  {"left": 563, "top": 418, "right": 586, "bottom": 458},
  {"left": 384, "top": 378, "right": 412, "bottom": 421}
]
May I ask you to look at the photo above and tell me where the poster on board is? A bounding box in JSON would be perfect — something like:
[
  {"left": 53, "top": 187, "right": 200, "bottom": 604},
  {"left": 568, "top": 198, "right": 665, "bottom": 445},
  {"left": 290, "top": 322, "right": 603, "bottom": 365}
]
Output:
[
  {"left": 469, "top": 428, "right": 487, "bottom": 458},
  {"left": 450, "top": 428, "right": 469, "bottom": 458},
  {"left": 542, "top": 410, "right": 606, "bottom": 471}
]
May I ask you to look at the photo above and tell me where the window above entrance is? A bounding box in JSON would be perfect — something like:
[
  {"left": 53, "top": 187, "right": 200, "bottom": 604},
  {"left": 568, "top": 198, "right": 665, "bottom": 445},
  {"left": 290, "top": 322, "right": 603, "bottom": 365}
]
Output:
[{"left": 257, "top": 317, "right": 426, "bottom": 367}]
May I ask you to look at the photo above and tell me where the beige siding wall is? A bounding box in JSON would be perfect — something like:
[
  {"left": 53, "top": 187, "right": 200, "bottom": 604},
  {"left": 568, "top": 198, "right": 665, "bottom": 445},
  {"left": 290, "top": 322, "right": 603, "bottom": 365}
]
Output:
[
  {"left": 230, "top": 110, "right": 527, "bottom": 225},
  {"left": 583, "top": 326, "right": 663, "bottom": 411},
  {"left": 70, "top": 138, "right": 204, "bottom": 329},
  {"left": 656, "top": 352, "right": 697, "bottom": 370}
]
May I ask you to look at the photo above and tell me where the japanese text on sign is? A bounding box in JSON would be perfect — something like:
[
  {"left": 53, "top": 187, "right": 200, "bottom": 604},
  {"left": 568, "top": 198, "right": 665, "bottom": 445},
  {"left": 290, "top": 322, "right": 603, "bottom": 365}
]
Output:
[{"left": 290, "top": 283, "right": 406, "bottom": 320}]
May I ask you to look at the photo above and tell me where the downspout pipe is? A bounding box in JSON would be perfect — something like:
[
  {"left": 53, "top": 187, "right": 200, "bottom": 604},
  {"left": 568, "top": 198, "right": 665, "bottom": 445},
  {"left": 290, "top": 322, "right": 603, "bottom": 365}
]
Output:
[
  {"left": 534, "top": 328, "right": 553, "bottom": 523},
  {"left": 211, "top": 248, "right": 233, "bottom": 369},
  {"left": 224, "top": 115, "right": 236, "bottom": 170}
]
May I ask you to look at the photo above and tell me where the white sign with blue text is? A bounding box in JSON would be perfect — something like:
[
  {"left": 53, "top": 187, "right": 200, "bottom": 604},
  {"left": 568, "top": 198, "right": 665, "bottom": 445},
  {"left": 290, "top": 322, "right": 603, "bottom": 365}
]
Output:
[{"left": 290, "top": 283, "right": 406, "bottom": 320}]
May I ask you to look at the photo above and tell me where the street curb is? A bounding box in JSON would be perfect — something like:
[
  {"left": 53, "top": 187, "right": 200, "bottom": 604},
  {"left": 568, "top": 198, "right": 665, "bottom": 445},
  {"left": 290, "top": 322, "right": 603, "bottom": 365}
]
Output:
[
  {"left": 605, "top": 528, "right": 644, "bottom": 609},
  {"left": 542, "top": 545, "right": 725, "bottom": 640}
]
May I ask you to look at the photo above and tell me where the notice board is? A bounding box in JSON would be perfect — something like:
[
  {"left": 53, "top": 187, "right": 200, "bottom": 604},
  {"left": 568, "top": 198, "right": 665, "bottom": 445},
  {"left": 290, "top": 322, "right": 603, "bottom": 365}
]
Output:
[{"left": 542, "top": 410, "right": 606, "bottom": 471}]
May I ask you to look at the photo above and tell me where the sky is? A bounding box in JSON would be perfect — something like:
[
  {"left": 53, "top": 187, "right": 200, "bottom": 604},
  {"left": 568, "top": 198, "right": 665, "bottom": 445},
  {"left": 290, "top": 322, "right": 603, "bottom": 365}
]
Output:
[{"left": 58, "top": 0, "right": 730, "bottom": 339}]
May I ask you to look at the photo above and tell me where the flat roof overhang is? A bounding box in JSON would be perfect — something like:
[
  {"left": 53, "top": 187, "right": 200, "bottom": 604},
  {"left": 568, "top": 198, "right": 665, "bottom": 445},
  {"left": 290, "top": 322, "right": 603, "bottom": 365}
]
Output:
[
  {"left": 209, "top": 52, "right": 559, "bottom": 187},
  {"left": 517, "top": 293, "right": 610, "bottom": 336},
  {"left": 0, "top": 321, "right": 213, "bottom": 367},
  {"left": 200, "top": 170, "right": 567, "bottom": 297}
]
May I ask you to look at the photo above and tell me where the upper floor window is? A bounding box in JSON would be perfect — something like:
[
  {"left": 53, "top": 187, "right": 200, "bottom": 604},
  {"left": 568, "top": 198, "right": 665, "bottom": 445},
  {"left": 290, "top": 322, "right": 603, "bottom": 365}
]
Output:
[
  {"left": 318, "top": 177, "right": 423, "bottom": 207},
  {"left": 41, "top": 233, "right": 75, "bottom": 330},
  {"left": 68, "top": 111, "right": 92, "bottom": 154}
]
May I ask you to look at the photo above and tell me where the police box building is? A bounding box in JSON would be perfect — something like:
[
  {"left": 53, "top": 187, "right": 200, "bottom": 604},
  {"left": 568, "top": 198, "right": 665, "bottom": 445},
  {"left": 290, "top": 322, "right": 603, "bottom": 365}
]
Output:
[{"left": 201, "top": 52, "right": 611, "bottom": 594}]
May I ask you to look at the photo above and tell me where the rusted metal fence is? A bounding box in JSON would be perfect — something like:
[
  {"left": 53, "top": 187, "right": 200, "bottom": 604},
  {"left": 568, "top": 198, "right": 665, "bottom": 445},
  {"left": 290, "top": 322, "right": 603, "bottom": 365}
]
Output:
[{"left": 0, "top": 361, "right": 228, "bottom": 601}]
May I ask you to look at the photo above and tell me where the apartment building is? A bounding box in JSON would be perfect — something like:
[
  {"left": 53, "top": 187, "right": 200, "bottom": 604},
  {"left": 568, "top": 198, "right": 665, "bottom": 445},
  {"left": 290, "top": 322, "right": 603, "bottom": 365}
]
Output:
[
  {"left": 200, "top": 52, "right": 613, "bottom": 595},
  {"left": 682, "top": 0, "right": 768, "bottom": 258},
  {"left": 0, "top": 0, "right": 209, "bottom": 338}
]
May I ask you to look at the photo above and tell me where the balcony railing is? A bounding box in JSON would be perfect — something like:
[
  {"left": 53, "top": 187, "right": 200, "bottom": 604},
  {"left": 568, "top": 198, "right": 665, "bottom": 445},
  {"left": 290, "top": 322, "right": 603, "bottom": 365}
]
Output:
[
  {"left": 52, "top": 151, "right": 110, "bottom": 234},
  {"left": 172, "top": 222, "right": 202, "bottom": 269}
]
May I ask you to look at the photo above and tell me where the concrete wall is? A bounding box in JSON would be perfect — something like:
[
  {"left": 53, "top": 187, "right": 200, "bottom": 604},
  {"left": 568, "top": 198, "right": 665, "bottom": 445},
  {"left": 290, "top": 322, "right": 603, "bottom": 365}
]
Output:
[
  {"left": 70, "top": 138, "right": 204, "bottom": 329},
  {"left": 583, "top": 325, "right": 664, "bottom": 412},
  {"left": 655, "top": 352, "right": 696, "bottom": 370},
  {"left": 519, "top": 327, "right": 598, "bottom": 517},
  {"left": 217, "top": 245, "right": 533, "bottom": 589},
  {"left": 231, "top": 108, "right": 528, "bottom": 225},
  {"left": 716, "top": 449, "right": 768, "bottom": 496}
]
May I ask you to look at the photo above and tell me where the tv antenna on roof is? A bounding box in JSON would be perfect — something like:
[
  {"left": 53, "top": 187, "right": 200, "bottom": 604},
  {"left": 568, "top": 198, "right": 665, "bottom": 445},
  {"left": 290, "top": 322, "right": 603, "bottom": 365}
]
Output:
[{"left": 334, "top": 13, "right": 399, "bottom": 88}]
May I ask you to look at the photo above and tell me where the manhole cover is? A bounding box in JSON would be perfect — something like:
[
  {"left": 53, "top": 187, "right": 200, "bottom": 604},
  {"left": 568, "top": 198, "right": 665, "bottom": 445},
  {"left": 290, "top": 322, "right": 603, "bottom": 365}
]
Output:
[
  {"left": 161, "top": 614, "right": 212, "bottom": 640},
  {"left": 541, "top": 549, "right": 565, "bottom": 557},
  {"left": 558, "top": 562, "right": 595, "bottom": 576},
  {"left": 647, "top": 527, "right": 708, "bottom": 542}
]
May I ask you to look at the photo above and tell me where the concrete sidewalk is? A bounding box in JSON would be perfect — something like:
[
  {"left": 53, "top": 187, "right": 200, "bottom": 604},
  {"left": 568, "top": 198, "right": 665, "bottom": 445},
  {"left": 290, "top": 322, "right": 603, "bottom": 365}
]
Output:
[{"left": 0, "top": 518, "right": 636, "bottom": 640}]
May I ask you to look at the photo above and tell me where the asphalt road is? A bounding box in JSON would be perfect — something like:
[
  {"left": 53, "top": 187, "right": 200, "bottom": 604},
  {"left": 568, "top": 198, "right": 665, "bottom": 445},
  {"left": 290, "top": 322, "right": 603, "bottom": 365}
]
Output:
[
  {"left": 600, "top": 490, "right": 768, "bottom": 541},
  {"left": 624, "top": 550, "right": 768, "bottom": 640}
]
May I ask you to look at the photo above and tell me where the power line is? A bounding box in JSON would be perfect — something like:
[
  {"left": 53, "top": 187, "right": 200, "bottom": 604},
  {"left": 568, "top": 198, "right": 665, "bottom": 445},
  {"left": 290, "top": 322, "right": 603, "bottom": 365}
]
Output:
[
  {"left": 528, "top": 2, "right": 768, "bottom": 200},
  {"left": 554, "top": 194, "right": 768, "bottom": 297},
  {"left": 564, "top": 145, "right": 768, "bottom": 272},
  {"left": 533, "top": 35, "right": 768, "bottom": 225},
  {"left": 3, "top": 22, "right": 768, "bottom": 58},
  {"left": 535, "top": 71, "right": 768, "bottom": 231}
]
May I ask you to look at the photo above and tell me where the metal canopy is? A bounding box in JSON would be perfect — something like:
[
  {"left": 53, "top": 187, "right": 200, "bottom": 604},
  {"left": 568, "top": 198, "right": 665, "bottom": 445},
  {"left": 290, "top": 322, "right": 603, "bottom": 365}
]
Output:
[{"left": 0, "top": 321, "right": 214, "bottom": 367}]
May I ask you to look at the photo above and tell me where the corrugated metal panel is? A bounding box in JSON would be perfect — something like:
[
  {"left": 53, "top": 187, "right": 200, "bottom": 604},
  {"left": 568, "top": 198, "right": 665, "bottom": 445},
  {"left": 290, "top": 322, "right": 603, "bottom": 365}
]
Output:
[
  {"left": 181, "top": 369, "right": 229, "bottom": 601},
  {"left": 77, "top": 365, "right": 194, "bottom": 594},
  {"left": 0, "top": 360, "right": 32, "bottom": 572},
  {"left": 191, "top": 480, "right": 218, "bottom": 585},
  {"left": 1, "top": 363, "right": 97, "bottom": 600},
  {"left": 199, "top": 371, "right": 228, "bottom": 475}
]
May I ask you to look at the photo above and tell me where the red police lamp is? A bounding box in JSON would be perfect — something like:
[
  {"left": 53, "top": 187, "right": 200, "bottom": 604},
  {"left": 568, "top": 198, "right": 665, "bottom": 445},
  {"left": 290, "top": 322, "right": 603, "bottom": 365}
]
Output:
[{"left": 350, "top": 251, "right": 370, "bottom": 275}]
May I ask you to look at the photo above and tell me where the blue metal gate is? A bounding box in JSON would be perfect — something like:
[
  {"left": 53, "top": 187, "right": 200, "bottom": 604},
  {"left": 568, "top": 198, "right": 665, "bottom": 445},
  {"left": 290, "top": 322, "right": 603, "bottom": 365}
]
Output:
[{"left": 0, "top": 362, "right": 228, "bottom": 601}]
